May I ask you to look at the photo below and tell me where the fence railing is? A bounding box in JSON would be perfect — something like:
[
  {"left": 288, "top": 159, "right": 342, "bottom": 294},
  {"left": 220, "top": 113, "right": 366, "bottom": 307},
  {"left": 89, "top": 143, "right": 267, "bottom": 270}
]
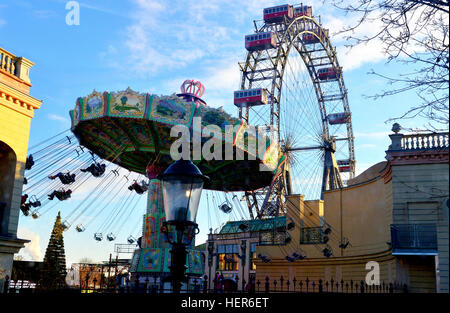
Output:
[
  {"left": 5, "top": 278, "right": 408, "bottom": 294},
  {"left": 300, "top": 226, "right": 324, "bottom": 244},
  {"left": 391, "top": 223, "right": 437, "bottom": 251},
  {"left": 94, "top": 277, "right": 408, "bottom": 294},
  {"left": 400, "top": 133, "right": 449, "bottom": 151},
  {"left": 252, "top": 276, "right": 407, "bottom": 293},
  {"left": 259, "top": 230, "right": 286, "bottom": 245}
]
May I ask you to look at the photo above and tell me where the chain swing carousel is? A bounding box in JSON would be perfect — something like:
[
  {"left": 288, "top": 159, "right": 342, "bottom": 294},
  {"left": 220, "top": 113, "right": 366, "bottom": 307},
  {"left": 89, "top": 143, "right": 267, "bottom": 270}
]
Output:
[
  {"left": 70, "top": 80, "right": 282, "bottom": 291},
  {"left": 21, "top": 3, "right": 357, "bottom": 293},
  {"left": 21, "top": 79, "right": 280, "bottom": 291}
]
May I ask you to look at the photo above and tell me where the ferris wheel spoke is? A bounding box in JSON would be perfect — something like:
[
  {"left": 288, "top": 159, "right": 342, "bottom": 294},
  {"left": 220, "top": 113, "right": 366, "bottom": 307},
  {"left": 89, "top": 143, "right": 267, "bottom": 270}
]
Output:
[{"left": 289, "top": 149, "right": 324, "bottom": 199}]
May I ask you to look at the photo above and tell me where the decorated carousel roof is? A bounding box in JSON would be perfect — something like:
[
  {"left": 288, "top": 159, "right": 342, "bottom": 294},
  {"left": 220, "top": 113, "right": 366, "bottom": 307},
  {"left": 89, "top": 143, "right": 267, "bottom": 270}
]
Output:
[{"left": 69, "top": 82, "right": 281, "bottom": 192}]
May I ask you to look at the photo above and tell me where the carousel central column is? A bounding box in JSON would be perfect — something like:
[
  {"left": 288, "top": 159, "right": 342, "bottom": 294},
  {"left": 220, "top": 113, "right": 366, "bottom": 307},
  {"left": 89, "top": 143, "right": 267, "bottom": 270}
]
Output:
[{"left": 130, "top": 178, "right": 171, "bottom": 291}]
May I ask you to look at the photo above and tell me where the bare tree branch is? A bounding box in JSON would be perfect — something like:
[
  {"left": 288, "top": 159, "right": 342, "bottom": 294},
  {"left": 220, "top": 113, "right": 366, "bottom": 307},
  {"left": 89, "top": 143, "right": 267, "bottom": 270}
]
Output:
[{"left": 332, "top": 0, "right": 449, "bottom": 129}]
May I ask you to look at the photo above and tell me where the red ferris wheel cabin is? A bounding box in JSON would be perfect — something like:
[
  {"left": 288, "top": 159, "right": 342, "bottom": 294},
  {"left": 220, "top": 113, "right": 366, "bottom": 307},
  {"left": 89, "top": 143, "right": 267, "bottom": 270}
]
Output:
[
  {"left": 245, "top": 32, "right": 278, "bottom": 52},
  {"left": 317, "top": 67, "right": 342, "bottom": 80},
  {"left": 337, "top": 159, "right": 352, "bottom": 172},
  {"left": 294, "top": 5, "right": 312, "bottom": 17},
  {"left": 234, "top": 88, "right": 269, "bottom": 108},
  {"left": 263, "top": 4, "right": 294, "bottom": 23},
  {"left": 302, "top": 29, "right": 329, "bottom": 44},
  {"left": 327, "top": 112, "right": 351, "bottom": 125}
]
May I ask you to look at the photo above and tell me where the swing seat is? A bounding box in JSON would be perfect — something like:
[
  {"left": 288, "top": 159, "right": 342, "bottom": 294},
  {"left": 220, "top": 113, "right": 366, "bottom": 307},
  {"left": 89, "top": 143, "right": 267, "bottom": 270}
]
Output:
[
  {"left": 339, "top": 237, "right": 350, "bottom": 249},
  {"left": 61, "top": 221, "right": 70, "bottom": 230},
  {"left": 127, "top": 236, "right": 136, "bottom": 244},
  {"left": 287, "top": 221, "right": 295, "bottom": 230},
  {"left": 76, "top": 224, "right": 85, "bottom": 232},
  {"left": 219, "top": 203, "right": 232, "bottom": 213},
  {"left": 94, "top": 233, "right": 103, "bottom": 241},
  {"left": 322, "top": 245, "right": 333, "bottom": 257},
  {"left": 31, "top": 211, "right": 40, "bottom": 219},
  {"left": 285, "top": 256, "right": 295, "bottom": 262},
  {"left": 106, "top": 233, "right": 116, "bottom": 241},
  {"left": 30, "top": 195, "right": 39, "bottom": 203}
]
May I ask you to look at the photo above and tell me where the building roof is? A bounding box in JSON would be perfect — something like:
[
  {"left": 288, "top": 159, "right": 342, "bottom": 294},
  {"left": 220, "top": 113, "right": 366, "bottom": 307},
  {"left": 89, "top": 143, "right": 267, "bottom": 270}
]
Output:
[
  {"left": 347, "top": 161, "right": 388, "bottom": 186},
  {"left": 194, "top": 243, "right": 207, "bottom": 251},
  {"left": 219, "top": 216, "right": 286, "bottom": 234}
]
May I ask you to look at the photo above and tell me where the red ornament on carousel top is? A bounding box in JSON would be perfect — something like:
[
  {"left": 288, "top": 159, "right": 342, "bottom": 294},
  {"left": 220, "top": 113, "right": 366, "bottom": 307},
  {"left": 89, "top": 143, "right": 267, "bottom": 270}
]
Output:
[
  {"left": 146, "top": 162, "right": 168, "bottom": 180},
  {"left": 177, "top": 79, "right": 207, "bottom": 106}
]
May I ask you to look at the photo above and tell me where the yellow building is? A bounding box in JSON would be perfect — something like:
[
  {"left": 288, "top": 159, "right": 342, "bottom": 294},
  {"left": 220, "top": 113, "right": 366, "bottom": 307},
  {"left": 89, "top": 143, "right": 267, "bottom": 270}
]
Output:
[
  {"left": 0, "top": 47, "right": 42, "bottom": 293},
  {"left": 254, "top": 128, "right": 449, "bottom": 293}
]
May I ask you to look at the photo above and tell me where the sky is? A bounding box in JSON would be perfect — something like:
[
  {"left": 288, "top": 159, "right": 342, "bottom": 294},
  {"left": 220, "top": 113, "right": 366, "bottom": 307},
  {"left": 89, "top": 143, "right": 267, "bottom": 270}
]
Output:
[{"left": 0, "top": 0, "right": 441, "bottom": 266}]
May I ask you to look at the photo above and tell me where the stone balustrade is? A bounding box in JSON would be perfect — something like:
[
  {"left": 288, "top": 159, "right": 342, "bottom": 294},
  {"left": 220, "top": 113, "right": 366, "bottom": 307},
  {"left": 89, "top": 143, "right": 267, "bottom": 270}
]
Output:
[
  {"left": 0, "top": 47, "right": 34, "bottom": 84},
  {"left": 0, "top": 47, "right": 17, "bottom": 76},
  {"left": 388, "top": 127, "right": 449, "bottom": 152},
  {"left": 400, "top": 132, "right": 449, "bottom": 150}
]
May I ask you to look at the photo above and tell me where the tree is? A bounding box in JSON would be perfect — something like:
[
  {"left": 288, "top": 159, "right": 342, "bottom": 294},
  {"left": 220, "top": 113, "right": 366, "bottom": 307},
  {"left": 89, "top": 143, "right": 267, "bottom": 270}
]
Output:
[
  {"left": 39, "top": 211, "right": 67, "bottom": 290},
  {"left": 332, "top": 0, "right": 449, "bottom": 128},
  {"left": 78, "top": 257, "right": 94, "bottom": 264}
]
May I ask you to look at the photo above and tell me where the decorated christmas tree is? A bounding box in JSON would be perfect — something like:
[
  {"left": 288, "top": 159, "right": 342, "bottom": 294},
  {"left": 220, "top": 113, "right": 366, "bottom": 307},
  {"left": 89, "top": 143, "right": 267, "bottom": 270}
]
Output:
[{"left": 39, "top": 211, "right": 67, "bottom": 290}]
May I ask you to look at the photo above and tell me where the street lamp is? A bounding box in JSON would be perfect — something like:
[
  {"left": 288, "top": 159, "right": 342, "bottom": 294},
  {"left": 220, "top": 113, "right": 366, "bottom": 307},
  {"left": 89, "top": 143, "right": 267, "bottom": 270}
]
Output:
[{"left": 159, "top": 159, "right": 209, "bottom": 293}]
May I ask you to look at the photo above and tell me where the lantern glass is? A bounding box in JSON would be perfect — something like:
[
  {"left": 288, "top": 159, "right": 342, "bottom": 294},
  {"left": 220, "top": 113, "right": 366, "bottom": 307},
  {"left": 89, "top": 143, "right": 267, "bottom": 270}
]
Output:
[{"left": 162, "top": 175, "right": 204, "bottom": 223}]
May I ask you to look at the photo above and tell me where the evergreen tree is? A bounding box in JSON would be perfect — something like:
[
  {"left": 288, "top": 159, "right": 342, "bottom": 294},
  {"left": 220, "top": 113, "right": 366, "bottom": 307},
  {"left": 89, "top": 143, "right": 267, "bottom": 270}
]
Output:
[{"left": 39, "top": 211, "right": 67, "bottom": 290}]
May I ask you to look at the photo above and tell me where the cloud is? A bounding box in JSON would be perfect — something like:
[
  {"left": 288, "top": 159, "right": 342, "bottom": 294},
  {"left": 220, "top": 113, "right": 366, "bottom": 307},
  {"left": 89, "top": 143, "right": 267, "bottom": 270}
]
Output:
[
  {"left": 354, "top": 162, "right": 376, "bottom": 176},
  {"left": 337, "top": 41, "right": 387, "bottom": 71},
  {"left": 321, "top": 11, "right": 389, "bottom": 71},
  {"left": 103, "top": 0, "right": 248, "bottom": 77},
  {"left": 16, "top": 227, "right": 43, "bottom": 261},
  {"left": 0, "top": 3, "right": 5, "bottom": 27},
  {"left": 357, "top": 143, "right": 377, "bottom": 149},
  {"left": 33, "top": 9, "right": 57, "bottom": 19},
  {"left": 48, "top": 114, "right": 70, "bottom": 124},
  {"left": 201, "top": 61, "right": 240, "bottom": 93},
  {"left": 354, "top": 131, "right": 390, "bottom": 139},
  {"left": 322, "top": 4, "right": 438, "bottom": 71},
  {"left": 133, "top": 0, "right": 165, "bottom": 12},
  {"left": 69, "top": 165, "right": 144, "bottom": 201}
]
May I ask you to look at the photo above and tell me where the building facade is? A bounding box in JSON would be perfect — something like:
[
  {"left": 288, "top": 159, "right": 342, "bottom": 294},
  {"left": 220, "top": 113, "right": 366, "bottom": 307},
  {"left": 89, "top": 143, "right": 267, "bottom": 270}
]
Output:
[
  {"left": 205, "top": 217, "right": 286, "bottom": 291},
  {"left": 253, "top": 127, "right": 448, "bottom": 293},
  {"left": 205, "top": 127, "right": 448, "bottom": 293},
  {"left": 0, "top": 47, "right": 42, "bottom": 293}
]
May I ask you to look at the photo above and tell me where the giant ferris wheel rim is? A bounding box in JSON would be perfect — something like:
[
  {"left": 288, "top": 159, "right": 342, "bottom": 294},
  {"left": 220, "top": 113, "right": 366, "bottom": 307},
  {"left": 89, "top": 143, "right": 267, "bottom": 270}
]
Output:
[
  {"left": 237, "top": 11, "right": 357, "bottom": 215},
  {"left": 239, "top": 14, "right": 355, "bottom": 178}
]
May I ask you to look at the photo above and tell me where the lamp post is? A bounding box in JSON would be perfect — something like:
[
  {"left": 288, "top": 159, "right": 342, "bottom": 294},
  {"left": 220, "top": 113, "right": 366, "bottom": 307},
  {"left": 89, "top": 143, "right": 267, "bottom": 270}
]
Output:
[{"left": 159, "top": 159, "right": 208, "bottom": 293}]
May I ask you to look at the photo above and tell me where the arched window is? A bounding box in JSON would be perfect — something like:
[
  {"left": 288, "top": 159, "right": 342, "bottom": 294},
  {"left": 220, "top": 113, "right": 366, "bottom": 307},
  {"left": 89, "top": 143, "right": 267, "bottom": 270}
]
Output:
[{"left": 0, "top": 141, "right": 17, "bottom": 236}]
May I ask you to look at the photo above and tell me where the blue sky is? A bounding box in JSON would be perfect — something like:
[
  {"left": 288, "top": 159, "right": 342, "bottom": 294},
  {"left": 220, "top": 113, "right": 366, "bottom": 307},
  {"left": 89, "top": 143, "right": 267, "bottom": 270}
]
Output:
[{"left": 0, "top": 0, "right": 440, "bottom": 266}]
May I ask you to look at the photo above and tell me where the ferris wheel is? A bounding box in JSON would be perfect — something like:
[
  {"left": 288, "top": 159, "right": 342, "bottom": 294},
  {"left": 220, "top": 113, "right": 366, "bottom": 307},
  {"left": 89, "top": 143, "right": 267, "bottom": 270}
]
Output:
[{"left": 234, "top": 4, "right": 356, "bottom": 219}]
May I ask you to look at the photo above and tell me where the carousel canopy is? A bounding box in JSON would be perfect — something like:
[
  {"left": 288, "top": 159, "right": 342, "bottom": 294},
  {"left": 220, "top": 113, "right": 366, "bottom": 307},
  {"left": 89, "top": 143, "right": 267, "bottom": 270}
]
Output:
[{"left": 70, "top": 88, "right": 280, "bottom": 191}]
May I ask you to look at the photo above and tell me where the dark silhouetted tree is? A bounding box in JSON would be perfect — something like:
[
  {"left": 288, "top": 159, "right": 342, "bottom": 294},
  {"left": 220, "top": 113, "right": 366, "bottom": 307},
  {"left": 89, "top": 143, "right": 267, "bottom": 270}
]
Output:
[{"left": 39, "top": 211, "right": 67, "bottom": 290}]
